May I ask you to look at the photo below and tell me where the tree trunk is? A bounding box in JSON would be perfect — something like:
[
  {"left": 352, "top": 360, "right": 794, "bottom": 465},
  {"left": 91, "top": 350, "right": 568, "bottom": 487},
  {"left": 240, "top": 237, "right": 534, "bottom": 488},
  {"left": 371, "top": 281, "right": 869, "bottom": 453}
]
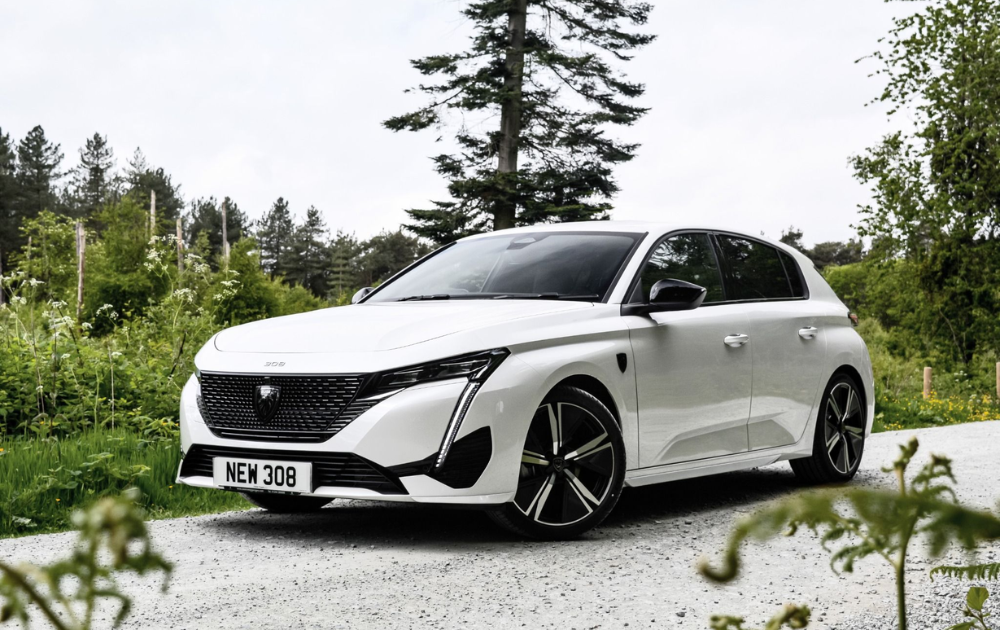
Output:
[
  {"left": 150, "top": 190, "right": 157, "bottom": 238},
  {"left": 221, "top": 198, "right": 230, "bottom": 264},
  {"left": 176, "top": 217, "right": 184, "bottom": 273},
  {"left": 494, "top": 0, "right": 528, "bottom": 231},
  {"left": 76, "top": 222, "right": 85, "bottom": 322}
]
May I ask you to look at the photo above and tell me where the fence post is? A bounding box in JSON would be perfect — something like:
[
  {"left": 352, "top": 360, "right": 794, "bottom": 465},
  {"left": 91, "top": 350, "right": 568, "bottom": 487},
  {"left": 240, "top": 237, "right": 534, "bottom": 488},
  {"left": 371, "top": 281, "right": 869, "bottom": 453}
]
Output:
[
  {"left": 0, "top": 244, "right": 5, "bottom": 306},
  {"left": 220, "top": 198, "right": 230, "bottom": 264},
  {"left": 150, "top": 190, "right": 156, "bottom": 238},
  {"left": 76, "top": 221, "right": 85, "bottom": 321},
  {"left": 176, "top": 217, "right": 184, "bottom": 273},
  {"left": 996, "top": 362, "right": 999, "bottom": 404},
  {"left": 923, "top": 367, "right": 932, "bottom": 399}
]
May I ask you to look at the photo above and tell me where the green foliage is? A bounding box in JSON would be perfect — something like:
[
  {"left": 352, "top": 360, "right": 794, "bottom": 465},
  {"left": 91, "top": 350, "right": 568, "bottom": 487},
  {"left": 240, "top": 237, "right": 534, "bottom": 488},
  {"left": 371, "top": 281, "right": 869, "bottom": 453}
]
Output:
[
  {"left": 122, "top": 148, "right": 184, "bottom": 237},
  {"left": 385, "top": 0, "right": 656, "bottom": 242},
  {"left": 186, "top": 196, "right": 247, "bottom": 265},
  {"left": 213, "top": 238, "right": 279, "bottom": 326},
  {"left": 14, "top": 125, "right": 63, "bottom": 221},
  {"left": 932, "top": 563, "right": 1000, "bottom": 582},
  {"left": 710, "top": 605, "right": 810, "bottom": 630},
  {"left": 68, "top": 133, "right": 117, "bottom": 220},
  {"left": 853, "top": 0, "right": 1000, "bottom": 367},
  {"left": 0, "top": 488, "right": 171, "bottom": 629},
  {"left": 945, "top": 587, "right": 992, "bottom": 630},
  {"left": 700, "top": 438, "right": 1000, "bottom": 630},
  {"left": 0, "top": 429, "right": 249, "bottom": 538},
  {"left": 778, "top": 226, "right": 863, "bottom": 271}
]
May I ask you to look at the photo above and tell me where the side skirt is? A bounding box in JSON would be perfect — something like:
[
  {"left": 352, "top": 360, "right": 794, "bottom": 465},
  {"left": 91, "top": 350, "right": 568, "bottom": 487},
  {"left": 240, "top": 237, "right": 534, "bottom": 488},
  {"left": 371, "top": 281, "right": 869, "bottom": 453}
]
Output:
[{"left": 624, "top": 444, "right": 809, "bottom": 488}]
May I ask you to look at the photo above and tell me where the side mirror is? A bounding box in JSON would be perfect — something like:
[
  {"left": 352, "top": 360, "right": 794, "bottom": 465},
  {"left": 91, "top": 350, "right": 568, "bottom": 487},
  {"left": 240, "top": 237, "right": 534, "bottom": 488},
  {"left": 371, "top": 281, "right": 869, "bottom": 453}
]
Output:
[
  {"left": 621, "top": 279, "right": 706, "bottom": 317},
  {"left": 351, "top": 287, "right": 374, "bottom": 304}
]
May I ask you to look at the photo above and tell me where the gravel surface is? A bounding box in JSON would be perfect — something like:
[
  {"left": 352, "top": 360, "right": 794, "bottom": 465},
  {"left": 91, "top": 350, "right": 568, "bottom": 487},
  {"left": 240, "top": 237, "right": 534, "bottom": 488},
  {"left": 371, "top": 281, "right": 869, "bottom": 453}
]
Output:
[{"left": 4, "top": 422, "right": 999, "bottom": 630}]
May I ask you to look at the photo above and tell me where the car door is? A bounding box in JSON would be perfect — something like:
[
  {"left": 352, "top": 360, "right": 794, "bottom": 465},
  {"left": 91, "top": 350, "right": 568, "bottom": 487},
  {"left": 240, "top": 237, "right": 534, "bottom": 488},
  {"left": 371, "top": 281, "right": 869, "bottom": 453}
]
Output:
[
  {"left": 713, "top": 235, "right": 827, "bottom": 450},
  {"left": 625, "top": 232, "right": 753, "bottom": 468}
]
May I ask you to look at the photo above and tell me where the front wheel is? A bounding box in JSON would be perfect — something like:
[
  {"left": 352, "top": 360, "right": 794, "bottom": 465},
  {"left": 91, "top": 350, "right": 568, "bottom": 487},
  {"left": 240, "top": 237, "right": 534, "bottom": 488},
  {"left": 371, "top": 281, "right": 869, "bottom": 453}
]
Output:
[
  {"left": 790, "top": 373, "right": 866, "bottom": 484},
  {"left": 241, "top": 492, "right": 332, "bottom": 513},
  {"left": 488, "top": 385, "right": 626, "bottom": 540}
]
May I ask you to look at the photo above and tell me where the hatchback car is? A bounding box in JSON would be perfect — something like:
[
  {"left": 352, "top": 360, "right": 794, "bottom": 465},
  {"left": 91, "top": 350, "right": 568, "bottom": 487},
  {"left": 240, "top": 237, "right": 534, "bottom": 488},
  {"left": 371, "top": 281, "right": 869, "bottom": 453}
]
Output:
[{"left": 178, "top": 222, "right": 873, "bottom": 539}]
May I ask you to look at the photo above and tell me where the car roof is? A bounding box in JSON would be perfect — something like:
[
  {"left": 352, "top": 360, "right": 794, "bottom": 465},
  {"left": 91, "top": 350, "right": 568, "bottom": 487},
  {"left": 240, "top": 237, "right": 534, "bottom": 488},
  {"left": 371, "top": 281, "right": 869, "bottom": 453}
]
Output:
[{"left": 459, "top": 220, "right": 794, "bottom": 251}]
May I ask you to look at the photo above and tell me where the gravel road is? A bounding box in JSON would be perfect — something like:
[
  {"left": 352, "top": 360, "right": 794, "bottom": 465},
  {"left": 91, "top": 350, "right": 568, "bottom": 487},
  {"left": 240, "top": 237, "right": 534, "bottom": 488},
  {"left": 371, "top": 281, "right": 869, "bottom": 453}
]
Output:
[{"left": 4, "top": 422, "right": 999, "bottom": 630}]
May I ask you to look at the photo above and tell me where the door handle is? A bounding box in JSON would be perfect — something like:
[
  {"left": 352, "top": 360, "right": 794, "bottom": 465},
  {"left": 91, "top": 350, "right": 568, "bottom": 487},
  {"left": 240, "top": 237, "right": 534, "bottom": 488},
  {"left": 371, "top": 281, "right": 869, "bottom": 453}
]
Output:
[
  {"left": 798, "top": 326, "right": 819, "bottom": 340},
  {"left": 724, "top": 333, "right": 749, "bottom": 348}
]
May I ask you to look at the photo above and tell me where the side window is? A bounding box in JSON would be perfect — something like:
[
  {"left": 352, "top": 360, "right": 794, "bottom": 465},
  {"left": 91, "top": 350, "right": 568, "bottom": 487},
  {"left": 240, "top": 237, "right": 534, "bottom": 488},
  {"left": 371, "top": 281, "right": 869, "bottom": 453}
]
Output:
[
  {"left": 633, "top": 233, "right": 724, "bottom": 303},
  {"left": 715, "top": 235, "right": 792, "bottom": 300},
  {"left": 778, "top": 250, "right": 806, "bottom": 298}
]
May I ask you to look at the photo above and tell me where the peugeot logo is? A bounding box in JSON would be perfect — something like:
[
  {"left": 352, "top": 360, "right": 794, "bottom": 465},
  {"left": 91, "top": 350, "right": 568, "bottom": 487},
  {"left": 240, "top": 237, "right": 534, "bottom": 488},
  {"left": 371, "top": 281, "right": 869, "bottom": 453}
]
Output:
[{"left": 254, "top": 382, "right": 282, "bottom": 423}]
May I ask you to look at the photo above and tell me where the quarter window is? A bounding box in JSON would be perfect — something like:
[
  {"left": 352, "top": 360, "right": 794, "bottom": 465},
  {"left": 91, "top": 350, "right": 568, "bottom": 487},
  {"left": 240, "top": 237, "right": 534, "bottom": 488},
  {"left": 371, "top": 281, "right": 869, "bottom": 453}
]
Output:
[
  {"left": 715, "top": 235, "right": 793, "bottom": 300},
  {"left": 778, "top": 250, "right": 806, "bottom": 298},
  {"left": 633, "top": 233, "right": 724, "bottom": 303}
]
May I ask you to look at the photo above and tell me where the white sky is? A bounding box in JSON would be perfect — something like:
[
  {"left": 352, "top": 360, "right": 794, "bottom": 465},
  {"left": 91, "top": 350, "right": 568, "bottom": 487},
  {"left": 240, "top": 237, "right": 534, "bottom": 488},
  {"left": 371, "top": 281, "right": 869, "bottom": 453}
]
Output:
[{"left": 0, "top": 0, "right": 908, "bottom": 247}]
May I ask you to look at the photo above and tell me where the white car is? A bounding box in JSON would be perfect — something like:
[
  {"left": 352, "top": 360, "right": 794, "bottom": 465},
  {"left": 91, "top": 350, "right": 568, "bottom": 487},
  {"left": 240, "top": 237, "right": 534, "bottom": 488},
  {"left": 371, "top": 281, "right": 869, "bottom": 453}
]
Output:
[{"left": 178, "top": 222, "right": 874, "bottom": 539}]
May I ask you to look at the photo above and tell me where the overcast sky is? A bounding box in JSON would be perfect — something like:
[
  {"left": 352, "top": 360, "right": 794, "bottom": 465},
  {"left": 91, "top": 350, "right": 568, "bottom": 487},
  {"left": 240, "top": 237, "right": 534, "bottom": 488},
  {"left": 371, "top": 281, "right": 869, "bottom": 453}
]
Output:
[{"left": 0, "top": 1, "right": 909, "bottom": 247}]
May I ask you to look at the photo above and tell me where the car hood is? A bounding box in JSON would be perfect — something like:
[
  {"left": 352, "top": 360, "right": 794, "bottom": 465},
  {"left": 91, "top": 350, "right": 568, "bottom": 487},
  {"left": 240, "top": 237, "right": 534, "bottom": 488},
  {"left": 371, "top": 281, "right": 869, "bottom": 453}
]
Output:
[{"left": 213, "top": 300, "right": 593, "bottom": 354}]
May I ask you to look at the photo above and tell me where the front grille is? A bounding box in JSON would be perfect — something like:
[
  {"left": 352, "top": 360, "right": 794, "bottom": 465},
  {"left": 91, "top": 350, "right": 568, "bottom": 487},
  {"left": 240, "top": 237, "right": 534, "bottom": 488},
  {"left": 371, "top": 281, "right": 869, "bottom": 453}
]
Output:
[
  {"left": 199, "top": 372, "right": 372, "bottom": 442},
  {"left": 179, "top": 445, "right": 405, "bottom": 494}
]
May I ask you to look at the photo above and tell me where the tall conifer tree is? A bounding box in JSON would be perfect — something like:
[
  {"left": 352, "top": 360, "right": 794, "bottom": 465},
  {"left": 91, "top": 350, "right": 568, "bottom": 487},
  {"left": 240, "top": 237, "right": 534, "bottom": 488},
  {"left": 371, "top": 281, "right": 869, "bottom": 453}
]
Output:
[
  {"left": 256, "top": 197, "right": 295, "bottom": 279},
  {"left": 70, "top": 133, "right": 117, "bottom": 219},
  {"left": 0, "top": 128, "right": 17, "bottom": 272},
  {"left": 15, "top": 125, "right": 63, "bottom": 220},
  {"left": 384, "top": 0, "right": 654, "bottom": 243}
]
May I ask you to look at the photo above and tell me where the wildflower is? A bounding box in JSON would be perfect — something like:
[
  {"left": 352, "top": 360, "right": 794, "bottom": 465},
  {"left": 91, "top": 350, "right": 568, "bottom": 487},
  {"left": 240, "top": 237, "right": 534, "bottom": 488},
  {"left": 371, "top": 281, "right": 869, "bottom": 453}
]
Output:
[
  {"left": 111, "top": 351, "right": 122, "bottom": 358},
  {"left": 27, "top": 278, "right": 45, "bottom": 287},
  {"left": 55, "top": 498, "right": 60, "bottom": 502},
  {"left": 60, "top": 353, "right": 70, "bottom": 360}
]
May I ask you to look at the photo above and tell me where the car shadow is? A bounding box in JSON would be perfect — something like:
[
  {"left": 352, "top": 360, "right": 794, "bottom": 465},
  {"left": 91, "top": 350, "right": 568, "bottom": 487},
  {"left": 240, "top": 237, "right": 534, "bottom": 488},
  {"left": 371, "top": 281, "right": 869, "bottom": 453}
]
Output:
[{"left": 200, "top": 462, "right": 877, "bottom": 549}]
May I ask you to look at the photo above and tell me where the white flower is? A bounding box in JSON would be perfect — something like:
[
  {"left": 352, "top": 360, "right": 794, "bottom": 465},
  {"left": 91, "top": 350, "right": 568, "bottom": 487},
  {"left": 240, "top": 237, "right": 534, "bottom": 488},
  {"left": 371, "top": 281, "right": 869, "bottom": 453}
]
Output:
[
  {"left": 81, "top": 322, "right": 93, "bottom": 330},
  {"left": 60, "top": 353, "right": 70, "bottom": 360},
  {"left": 111, "top": 351, "right": 122, "bottom": 358},
  {"left": 27, "top": 278, "right": 45, "bottom": 287},
  {"left": 12, "top": 296, "right": 26, "bottom": 305}
]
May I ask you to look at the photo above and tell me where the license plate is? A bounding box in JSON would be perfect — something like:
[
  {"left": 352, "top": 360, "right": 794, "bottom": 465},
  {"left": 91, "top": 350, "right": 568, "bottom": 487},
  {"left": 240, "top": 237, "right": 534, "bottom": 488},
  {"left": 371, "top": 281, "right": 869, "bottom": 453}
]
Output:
[{"left": 213, "top": 457, "right": 312, "bottom": 494}]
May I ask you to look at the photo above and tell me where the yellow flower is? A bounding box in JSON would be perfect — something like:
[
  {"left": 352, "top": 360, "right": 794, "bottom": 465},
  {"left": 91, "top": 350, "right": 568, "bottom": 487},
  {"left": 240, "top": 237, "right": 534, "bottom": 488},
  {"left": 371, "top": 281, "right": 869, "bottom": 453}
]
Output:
[{"left": 55, "top": 498, "right": 60, "bottom": 502}]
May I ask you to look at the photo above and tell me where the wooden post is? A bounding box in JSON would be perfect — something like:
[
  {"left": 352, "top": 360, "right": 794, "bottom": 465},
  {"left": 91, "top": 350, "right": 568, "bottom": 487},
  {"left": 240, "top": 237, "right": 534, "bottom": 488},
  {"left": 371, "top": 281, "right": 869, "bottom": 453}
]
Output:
[
  {"left": 76, "top": 222, "right": 85, "bottom": 321},
  {"left": 923, "top": 367, "right": 933, "bottom": 399},
  {"left": 0, "top": 244, "right": 5, "bottom": 306},
  {"left": 176, "top": 217, "right": 184, "bottom": 273},
  {"left": 149, "top": 190, "right": 157, "bottom": 238},
  {"left": 995, "top": 362, "right": 999, "bottom": 403},
  {"left": 220, "top": 198, "right": 230, "bottom": 263}
]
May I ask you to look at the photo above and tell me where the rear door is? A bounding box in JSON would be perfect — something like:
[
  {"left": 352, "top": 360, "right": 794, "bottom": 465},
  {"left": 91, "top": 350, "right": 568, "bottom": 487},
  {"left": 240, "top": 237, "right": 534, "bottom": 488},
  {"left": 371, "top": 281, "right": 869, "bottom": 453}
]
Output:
[
  {"left": 625, "top": 232, "right": 753, "bottom": 467},
  {"left": 713, "top": 235, "right": 827, "bottom": 450}
]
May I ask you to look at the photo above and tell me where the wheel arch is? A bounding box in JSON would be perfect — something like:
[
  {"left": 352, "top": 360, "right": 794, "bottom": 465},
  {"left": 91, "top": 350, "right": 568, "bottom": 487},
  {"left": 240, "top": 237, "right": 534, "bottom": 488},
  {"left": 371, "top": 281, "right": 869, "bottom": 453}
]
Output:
[
  {"left": 551, "top": 374, "right": 622, "bottom": 427},
  {"left": 831, "top": 364, "right": 867, "bottom": 411}
]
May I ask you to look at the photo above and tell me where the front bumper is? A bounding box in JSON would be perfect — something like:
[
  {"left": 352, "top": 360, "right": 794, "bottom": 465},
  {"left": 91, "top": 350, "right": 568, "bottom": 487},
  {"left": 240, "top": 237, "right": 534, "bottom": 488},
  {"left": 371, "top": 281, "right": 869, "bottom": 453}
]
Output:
[{"left": 176, "top": 355, "right": 540, "bottom": 505}]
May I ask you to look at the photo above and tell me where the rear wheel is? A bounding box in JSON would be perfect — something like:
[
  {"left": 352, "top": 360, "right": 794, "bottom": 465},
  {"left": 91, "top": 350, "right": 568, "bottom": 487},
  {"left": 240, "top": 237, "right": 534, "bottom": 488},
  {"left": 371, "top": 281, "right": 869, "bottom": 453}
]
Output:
[
  {"left": 488, "top": 385, "right": 625, "bottom": 540},
  {"left": 791, "top": 374, "right": 866, "bottom": 484},
  {"left": 241, "top": 492, "right": 332, "bottom": 513}
]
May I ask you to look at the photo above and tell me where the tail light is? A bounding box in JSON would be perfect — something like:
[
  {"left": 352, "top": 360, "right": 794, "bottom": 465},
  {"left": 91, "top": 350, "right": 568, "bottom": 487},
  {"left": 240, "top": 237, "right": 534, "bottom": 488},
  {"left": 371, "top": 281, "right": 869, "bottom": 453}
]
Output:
[{"left": 848, "top": 312, "right": 859, "bottom": 327}]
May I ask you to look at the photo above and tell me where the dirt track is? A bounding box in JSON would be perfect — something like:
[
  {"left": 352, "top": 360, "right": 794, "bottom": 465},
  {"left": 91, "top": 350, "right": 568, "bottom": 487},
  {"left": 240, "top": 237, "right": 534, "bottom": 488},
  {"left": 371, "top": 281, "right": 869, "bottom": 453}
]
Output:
[{"left": 5, "top": 422, "right": 999, "bottom": 629}]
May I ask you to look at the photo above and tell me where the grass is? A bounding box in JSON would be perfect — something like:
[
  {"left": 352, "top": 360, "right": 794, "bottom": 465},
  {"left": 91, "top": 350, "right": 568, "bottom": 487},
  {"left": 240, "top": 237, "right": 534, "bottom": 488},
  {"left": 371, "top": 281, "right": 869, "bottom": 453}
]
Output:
[
  {"left": 0, "top": 428, "right": 249, "bottom": 539},
  {"left": 872, "top": 391, "right": 998, "bottom": 433}
]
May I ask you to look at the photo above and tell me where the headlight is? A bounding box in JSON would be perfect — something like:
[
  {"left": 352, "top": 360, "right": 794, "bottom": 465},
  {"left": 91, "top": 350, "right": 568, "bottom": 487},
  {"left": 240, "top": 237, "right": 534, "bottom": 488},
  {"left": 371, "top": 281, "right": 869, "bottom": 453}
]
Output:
[{"left": 368, "top": 349, "right": 509, "bottom": 396}]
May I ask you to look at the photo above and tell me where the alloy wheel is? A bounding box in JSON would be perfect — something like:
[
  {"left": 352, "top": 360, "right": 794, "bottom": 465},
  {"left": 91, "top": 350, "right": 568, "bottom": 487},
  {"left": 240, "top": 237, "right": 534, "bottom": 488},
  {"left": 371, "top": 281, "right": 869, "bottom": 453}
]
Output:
[
  {"left": 514, "top": 402, "right": 616, "bottom": 527},
  {"left": 823, "top": 381, "right": 865, "bottom": 475}
]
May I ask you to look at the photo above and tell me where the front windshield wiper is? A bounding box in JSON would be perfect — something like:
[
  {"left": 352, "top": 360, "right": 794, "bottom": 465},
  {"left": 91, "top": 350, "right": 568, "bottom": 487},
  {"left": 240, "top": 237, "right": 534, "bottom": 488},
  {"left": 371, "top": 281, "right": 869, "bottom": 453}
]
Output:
[{"left": 396, "top": 294, "right": 452, "bottom": 302}]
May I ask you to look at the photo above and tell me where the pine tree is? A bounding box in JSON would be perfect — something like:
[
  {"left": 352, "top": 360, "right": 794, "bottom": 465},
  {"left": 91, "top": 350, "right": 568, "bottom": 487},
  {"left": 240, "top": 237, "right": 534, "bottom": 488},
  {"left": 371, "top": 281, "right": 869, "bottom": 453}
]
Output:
[
  {"left": 70, "top": 133, "right": 117, "bottom": 220},
  {"left": 356, "top": 230, "right": 432, "bottom": 286},
  {"left": 125, "top": 148, "right": 184, "bottom": 236},
  {"left": 329, "top": 231, "right": 362, "bottom": 296},
  {"left": 255, "top": 197, "right": 295, "bottom": 279},
  {"left": 187, "top": 196, "right": 247, "bottom": 267},
  {"left": 384, "top": 0, "right": 655, "bottom": 243},
  {"left": 15, "top": 125, "right": 63, "bottom": 220},
  {"left": 284, "top": 206, "right": 331, "bottom": 297},
  {"left": 0, "top": 128, "right": 17, "bottom": 273}
]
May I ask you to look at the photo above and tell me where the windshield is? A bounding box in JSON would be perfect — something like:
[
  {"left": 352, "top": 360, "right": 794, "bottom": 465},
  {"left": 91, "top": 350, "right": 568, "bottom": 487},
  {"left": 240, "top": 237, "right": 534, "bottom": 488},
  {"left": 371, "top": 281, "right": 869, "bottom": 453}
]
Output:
[{"left": 367, "top": 232, "right": 642, "bottom": 303}]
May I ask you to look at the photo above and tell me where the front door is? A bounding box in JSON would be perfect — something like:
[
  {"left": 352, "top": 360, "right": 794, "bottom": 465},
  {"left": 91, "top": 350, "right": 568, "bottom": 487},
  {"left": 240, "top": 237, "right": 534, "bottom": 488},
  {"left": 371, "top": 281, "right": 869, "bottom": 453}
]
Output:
[{"left": 625, "top": 232, "right": 753, "bottom": 468}]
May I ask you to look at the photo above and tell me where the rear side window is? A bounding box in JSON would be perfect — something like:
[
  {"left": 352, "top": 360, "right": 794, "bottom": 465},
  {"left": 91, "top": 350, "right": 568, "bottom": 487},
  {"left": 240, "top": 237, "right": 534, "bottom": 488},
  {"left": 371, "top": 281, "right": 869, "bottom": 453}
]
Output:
[
  {"left": 715, "top": 235, "right": 793, "bottom": 300},
  {"left": 633, "top": 233, "right": 724, "bottom": 303},
  {"left": 777, "top": 250, "right": 807, "bottom": 298}
]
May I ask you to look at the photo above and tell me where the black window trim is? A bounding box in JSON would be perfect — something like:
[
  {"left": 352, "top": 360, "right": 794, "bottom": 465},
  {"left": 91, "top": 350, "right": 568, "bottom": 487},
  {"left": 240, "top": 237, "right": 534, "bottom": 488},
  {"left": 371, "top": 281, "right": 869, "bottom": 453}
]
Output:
[
  {"left": 620, "top": 229, "right": 810, "bottom": 310},
  {"left": 362, "top": 230, "right": 649, "bottom": 305}
]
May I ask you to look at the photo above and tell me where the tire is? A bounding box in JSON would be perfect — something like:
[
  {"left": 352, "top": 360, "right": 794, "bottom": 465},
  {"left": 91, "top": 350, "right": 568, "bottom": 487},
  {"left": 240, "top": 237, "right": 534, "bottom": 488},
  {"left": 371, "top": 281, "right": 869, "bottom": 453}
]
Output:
[
  {"left": 488, "top": 385, "right": 626, "bottom": 540},
  {"left": 241, "top": 492, "right": 333, "bottom": 513},
  {"left": 790, "top": 373, "right": 866, "bottom": 484}
]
